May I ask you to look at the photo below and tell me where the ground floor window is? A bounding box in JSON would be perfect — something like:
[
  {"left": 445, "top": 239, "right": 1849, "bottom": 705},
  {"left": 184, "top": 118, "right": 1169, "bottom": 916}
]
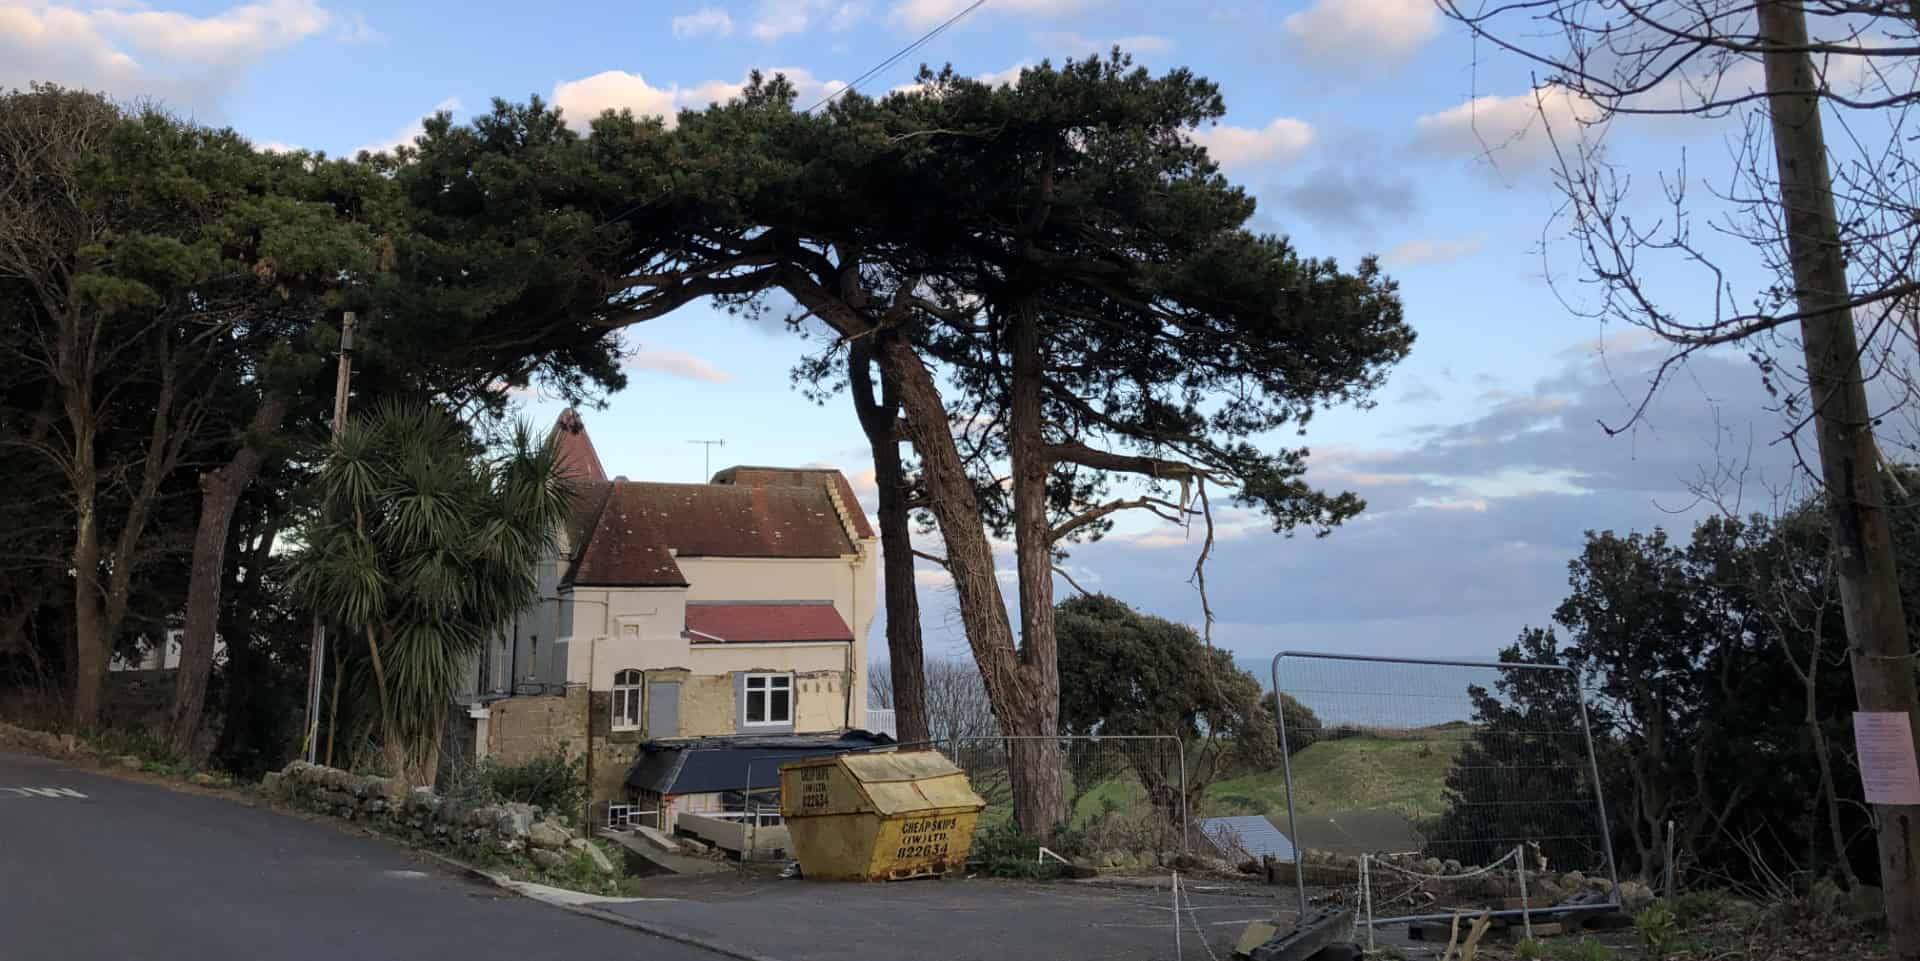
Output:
[{"left": 743, "top": 673, "right": 792, "bottom": 726}]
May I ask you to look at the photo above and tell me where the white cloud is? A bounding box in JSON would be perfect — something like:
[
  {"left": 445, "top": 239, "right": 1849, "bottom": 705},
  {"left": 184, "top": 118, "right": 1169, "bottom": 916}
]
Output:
[
  {"left": 0, "top": 0, "right": 340, "bottom": 112},
  {"left": 1031, "top": 31, "right": 1173, "bottom": 55},
  {"left": 553, "top": 71, "right": 677, "bottom": 128},
  {"left": 352, "top": 97, "right": 460, "bottom": 156},
  {"left": 829, "top": 1, "right": 869, "bottom": 30},
  {"left": 1283, "top": 0, "right": 1438, "bottom": 67},
  {"left": 1413, "top": 497, "right": 1490, "bottom": 512},
  {"left": 1412, "top": 85, "right": 1598, "bottom": 163},
  {"left": 672, "top": 6, "right": 734, "bottom": 39},
  {"left": 976, "top": 63, "right": 1027, "bottom": 88},
  {"left": 742, "top": 0, "right": 866, "bottom": 39},
  {"left": 1192, "top": 117, "right": 1315, "bottom": 171},
  {"left": 676, "top": 66, "right": 846, "bottom": 112},
  {"left": 889, "top": 0, "right": 1100, "bottom": 31},
  {"left": 751, "top": 0, "right": 824, "bottom": 40},
  {"left": 552, "top": 68, "right": 847, "bottom": 130},
  {"left": 89, "top": 0, "right": 332, "bottom": 61},
  {"left": 1385, "top": 236, "right": 1486, "bottom": 267},
  {"left": 624, "top": 348, "right": 735, "bottom": 383},
  {"left": 255, "top": 139, "right": 302, "bottom": 153},
  {"left": 890, "top": 61, "right": 1025, "bottom": 95},
  {"left": 334, "top": 8, "right": 382, "bottom": 43}
]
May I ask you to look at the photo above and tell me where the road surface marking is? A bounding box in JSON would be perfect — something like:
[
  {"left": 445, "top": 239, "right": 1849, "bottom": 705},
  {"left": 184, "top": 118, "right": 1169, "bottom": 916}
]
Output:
[{"left": 0, "top": 787, "right": 88, "bottom": 798}]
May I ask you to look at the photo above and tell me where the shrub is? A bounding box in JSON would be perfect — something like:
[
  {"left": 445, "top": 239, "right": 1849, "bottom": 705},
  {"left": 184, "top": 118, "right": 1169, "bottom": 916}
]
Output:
[
  {"left": 1545, "top": 936, "right": 1613, "bottom": 961},
  {"left": 440, "top": 751, "right": 587, "bottom": 825},
  {"left": 86, "top": 726, "right": 189, "bottom": 775},
  {"left": 1671, "top": 889, "right": 1729, "bottom": 925},
  {"left": 969, "top": 821, "right": 1064, "bottom": 879},
  {"left": 1261, "top": 691, "right": 1322, "bottom": 753},
  {"left": 1634, "top": 901, "right": 1682, "bottom": 956}
]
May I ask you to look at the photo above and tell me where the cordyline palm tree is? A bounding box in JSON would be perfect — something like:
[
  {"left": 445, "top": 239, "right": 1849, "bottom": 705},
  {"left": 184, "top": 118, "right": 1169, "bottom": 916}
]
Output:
[{"left": 291, "top": 402, "right": 571, "bottom": 787}]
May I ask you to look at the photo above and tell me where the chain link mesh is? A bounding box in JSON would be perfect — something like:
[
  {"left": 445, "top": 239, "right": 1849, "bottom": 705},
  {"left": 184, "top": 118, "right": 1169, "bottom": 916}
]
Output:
[{"left": 1269, "top": 653, "right": 1617, "bottom": 924}]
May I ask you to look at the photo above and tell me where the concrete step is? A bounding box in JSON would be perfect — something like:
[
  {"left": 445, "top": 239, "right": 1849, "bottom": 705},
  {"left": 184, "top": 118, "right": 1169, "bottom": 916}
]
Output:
[{"left": 597, "top": 828, "right": 732, "bottom": 877}]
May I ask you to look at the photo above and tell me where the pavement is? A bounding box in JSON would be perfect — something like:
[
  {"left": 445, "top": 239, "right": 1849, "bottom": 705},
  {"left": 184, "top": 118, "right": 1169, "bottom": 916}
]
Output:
[
  {"left": 0, "top": 750, "right": 723, "bottom": 961},
  {"left": 589, "top": 870, "right": 1285, "bottom": 961}
]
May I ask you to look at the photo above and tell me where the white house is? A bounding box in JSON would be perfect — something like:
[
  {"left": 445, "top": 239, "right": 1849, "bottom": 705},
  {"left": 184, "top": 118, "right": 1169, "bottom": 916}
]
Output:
[{"left": 465, "top": 411, "right": 882, "bottom": 819}]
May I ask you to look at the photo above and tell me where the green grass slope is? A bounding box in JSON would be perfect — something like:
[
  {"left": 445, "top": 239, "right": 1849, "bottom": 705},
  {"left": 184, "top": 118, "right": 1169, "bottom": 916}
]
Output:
[{"left": 1207, "top": 734, "right": 1460, "bottom": 822}]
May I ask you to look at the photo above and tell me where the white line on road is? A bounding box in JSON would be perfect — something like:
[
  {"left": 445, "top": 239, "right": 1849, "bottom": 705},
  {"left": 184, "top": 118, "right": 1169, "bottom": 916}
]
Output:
[{"left": 0, "top": 787, "right": 88, "bottom": 798}]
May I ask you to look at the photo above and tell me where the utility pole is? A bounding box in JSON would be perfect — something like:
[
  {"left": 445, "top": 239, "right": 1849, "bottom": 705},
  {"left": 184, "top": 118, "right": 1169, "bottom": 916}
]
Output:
[
  {"left": 687, "top": 438, "right": 725, "bottom": 480},
  {"left": 302, "top": 312, "right": 356, "bottom": 764},
  {"left": 1759, "top": 3, "right": 1920, "bottom": 954}
]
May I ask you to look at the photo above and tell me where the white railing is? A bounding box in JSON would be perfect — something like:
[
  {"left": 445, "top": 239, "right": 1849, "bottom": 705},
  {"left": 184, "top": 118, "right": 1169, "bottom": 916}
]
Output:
[
  {"left": 606, "top": 804, "right": 660, "bottom": 830},
  {"left": 865, "top": 707, "right": 897, "bottom": 737},
  {"left": 690, "top": 810, "right": 784, "bottom": 827}
]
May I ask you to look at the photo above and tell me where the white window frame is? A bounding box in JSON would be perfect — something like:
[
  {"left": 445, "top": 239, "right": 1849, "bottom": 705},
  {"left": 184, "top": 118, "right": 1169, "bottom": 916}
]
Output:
[
  {"left": 612, "top": 669, "right": 642, "bottom": 732},
  {"left": 742, "top": 672, "right": 793, "bottom": 727}
]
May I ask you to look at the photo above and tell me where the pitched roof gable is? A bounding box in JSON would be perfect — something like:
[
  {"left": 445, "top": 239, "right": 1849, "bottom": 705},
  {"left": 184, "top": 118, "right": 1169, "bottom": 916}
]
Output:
[
  {"left": 566, "top": 482, "right": 857, "bottom": 588},
  {"left": 711, "top": 465, "right": 876, "bottom": 541},
  {"left": 554, "top": 410, "right": 608, "bottom": 484}
]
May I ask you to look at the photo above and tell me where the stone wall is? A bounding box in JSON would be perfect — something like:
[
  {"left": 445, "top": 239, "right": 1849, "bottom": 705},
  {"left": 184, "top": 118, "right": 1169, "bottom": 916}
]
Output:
[
  {"left": 0, "top": 720, "right": 80, "bottom": 758},
  {"left": 263, "top": 760, "right": 615, "bottom": 877},
  {"left": 486, "top": 693, "right": 580, "bottom": 763},
  {"left": 479, "top": 689, "right": 641, "bottom": 814}
]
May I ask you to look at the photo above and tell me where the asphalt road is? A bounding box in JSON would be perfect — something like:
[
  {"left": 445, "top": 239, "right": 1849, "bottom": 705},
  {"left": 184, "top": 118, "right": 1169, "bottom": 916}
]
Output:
[{"left": 0, "top": 750, "right": 720, "bottom": 961}]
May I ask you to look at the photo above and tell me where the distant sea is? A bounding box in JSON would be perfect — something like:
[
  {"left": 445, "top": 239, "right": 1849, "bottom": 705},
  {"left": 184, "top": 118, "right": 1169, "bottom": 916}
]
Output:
[{"left": 1234, "top": 655, "right": 1501, "bottom": 728}]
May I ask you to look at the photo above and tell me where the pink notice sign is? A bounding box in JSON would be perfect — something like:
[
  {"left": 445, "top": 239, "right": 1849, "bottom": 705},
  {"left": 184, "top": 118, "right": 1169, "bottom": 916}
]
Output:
[{"left": 1855, "top": 712, "right": 1920, "bottom": 805}]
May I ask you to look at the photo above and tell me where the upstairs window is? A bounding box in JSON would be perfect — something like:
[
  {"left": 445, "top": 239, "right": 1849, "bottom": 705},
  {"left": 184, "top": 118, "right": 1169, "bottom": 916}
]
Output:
[
  {"left": 743, "top": 673, "right": 792, "bottom": 726},
  {"left": 612, "top": 669, "right": 642, "bottom": 731}
]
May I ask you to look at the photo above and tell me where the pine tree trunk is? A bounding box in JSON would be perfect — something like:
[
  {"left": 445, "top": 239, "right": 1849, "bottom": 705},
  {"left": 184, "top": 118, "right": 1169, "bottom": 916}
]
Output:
[
  {"left": 848, "top": 339, "right": 930, "bottom": 747},
  {"left": 170, "top": 397, "right": 286, "bottom": 755},
  {"left": 782, "top": 270, "right": 1066, "bottom": 838},
  {"left": 1760, "top": 3, "right": 1920, "bottom": 951},
  {"left": 1004, "top": 301, "right": 1066, "bottom": 836},
  {"left": 875, "top": 333, "right": 1067, "bottom": 838}
]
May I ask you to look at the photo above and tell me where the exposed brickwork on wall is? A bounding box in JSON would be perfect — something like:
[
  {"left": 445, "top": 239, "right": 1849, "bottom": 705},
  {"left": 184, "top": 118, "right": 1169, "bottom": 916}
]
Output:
[
  {"left": 794, "top": 668, "right": 848, "bottom": 733},
  {"left": 486, "top": 693, "right": 580, "bottom": 763},
  {"left": 681, "top": 675, "right": 735, "bottom": 736}
]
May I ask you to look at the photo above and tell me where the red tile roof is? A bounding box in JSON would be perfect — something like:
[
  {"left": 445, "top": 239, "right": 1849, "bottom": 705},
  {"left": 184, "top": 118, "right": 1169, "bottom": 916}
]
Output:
[
  {"left": 566, "top": 482, "right": 858, "bottom": 587},
  {"left": 555, "top": 414, "right": 867, "bottom": 589},
  {"left": 711, "top": 466, "right": 876, "bottom": 541},
  {"left": 685, "top": 602, "right": 854, "bottom": 643},
  {"left": 554, "top": 410, "right": 607, "bottom": 484}
]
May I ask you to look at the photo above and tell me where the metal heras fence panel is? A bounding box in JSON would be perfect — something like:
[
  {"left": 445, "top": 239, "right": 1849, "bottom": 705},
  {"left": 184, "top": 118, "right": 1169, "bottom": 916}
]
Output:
[{"left": 1270, "top": 651, "right": 1619, "bottom": 925}]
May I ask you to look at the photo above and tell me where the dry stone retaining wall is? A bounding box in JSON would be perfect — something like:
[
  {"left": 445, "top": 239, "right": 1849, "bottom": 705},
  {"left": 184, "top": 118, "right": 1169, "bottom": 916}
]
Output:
[{"left": 264, "top": 760, "right": 607, "bottom": 873}]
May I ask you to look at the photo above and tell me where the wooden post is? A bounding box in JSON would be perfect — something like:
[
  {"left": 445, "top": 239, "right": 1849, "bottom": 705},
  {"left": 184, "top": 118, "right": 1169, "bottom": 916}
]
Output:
[
  {"left": 302, "top": 312, "right": 355, "bottom": 764},
  {"left": 1758, "top": 4, "right": 1920, "bottom": 955}
]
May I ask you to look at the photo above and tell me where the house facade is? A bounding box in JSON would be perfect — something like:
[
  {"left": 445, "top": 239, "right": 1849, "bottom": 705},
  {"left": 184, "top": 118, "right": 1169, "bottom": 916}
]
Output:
[{"left": 463, "top": 411, "right": 880, "bottom": 821}]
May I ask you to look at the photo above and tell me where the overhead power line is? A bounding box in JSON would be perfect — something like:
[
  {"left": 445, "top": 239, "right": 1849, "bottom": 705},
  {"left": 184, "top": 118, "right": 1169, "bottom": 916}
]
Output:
[{"left": 805, "top": 0, "right": 989, "bottom": 113}]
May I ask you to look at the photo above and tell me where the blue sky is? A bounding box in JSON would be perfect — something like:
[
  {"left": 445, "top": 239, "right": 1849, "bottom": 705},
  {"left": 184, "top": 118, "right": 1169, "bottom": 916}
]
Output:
[{"left": 8, "top": 0, "right": 1825, "bottom": 664}]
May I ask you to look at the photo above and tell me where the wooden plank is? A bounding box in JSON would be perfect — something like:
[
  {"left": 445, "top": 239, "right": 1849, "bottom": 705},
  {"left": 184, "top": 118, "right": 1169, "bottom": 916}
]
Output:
[
  {"left": 1235, "top": 922, "right": 1279, "bottom": 956},
  {"left": 1243, "top": 907, "right": 1354, "bottom": 961}
]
